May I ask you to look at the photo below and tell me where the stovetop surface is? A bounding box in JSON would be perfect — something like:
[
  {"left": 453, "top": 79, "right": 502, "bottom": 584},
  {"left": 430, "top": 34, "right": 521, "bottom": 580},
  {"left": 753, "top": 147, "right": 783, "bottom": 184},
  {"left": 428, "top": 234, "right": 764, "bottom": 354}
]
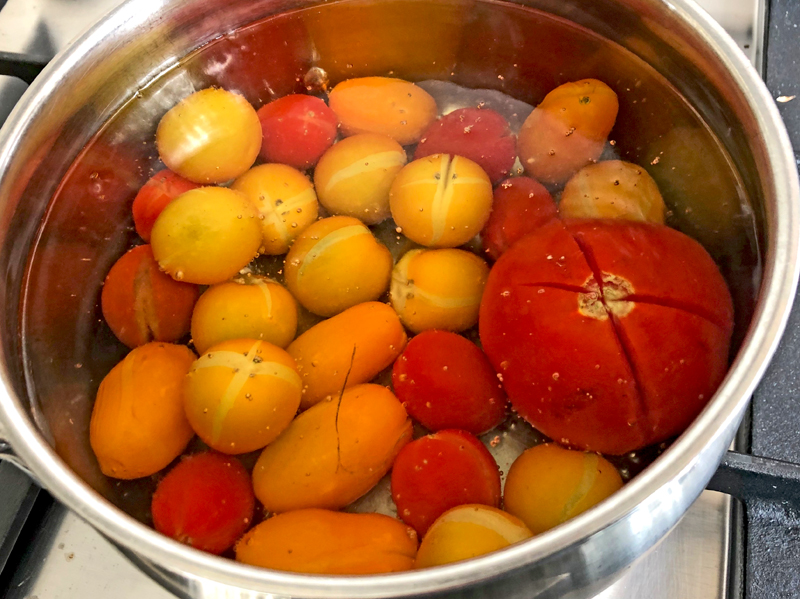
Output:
[{"left": 0, "top": 0, "right": 796, "bottom": 598}]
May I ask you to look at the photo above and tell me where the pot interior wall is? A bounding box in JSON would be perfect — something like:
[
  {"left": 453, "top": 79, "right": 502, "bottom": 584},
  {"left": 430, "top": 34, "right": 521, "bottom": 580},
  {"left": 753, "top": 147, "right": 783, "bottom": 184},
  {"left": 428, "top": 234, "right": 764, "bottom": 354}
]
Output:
[{"left": 13, "top": 0, "right": 760, "bottom": 521}]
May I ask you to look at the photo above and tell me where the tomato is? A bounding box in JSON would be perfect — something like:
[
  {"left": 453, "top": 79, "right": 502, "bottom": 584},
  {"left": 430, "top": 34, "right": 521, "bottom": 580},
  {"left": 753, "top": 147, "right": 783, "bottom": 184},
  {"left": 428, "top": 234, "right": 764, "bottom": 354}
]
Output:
[
  {"left": 479, "top": 219, "right": 733, "bottom": 454},
  {"left": 236, "top": 509, "right": 417, "bottom": 574},
  {"left": 190, "top": 275, "right": 298, "bottom": 355},
  {"left": 231, "top": 163, "right": 319, "bottom": 255},
  {"left": 151, "top": 452, "right": 254, "bottom": 555},
  {"left": 150, "top": 187, "right": 262, "bottom": 285},
  {"left": 390, "top": 154, "right": 493, "bottom": 248},
  {"left": 252, "top": 384, "right": 412, "bottom": 513},
  {"left": 257, "top": 94, "right": 338, "bottom": 170},
  {"left": 90, "top": 343, "right": 196, "bottom": 479},
  {"left": 283, "top": 216, "right": 393, "bottom": 317},
  {"left": 314, "top": 133, "right": 406, "bottom": 224},
  {"left": 156, "top": 88, "right": 262, "bottom": 184},
  {"left": 328, "top": 77, "right": 437, "bottom": 145},
  {"left": 415, "top": 504, "right": 531, "bottom": 568},
  {"left": 391, "top": 430, "right": 501, "bottom": 535},
  {"left": 503, "top": 443, "right": 622, "bottom": 535},
  {"left": 518, "top": 79, "right": 618, "bottom": 185},
  {"left": 287, "top": 302, "right": 406, "bottom": 410},
  {"left": 101, "top": 245, "right": 199, "bottom": 348},
  {"left": 184, "top": 339, "right": 302, "bottom": 454},
  {"left": 131, "top": 169, "right": 199, "bottom": 242},
  {"left": 392, "top": 331, "right": 506, "bottom": 434},
  {"left": 559, "top": 160, "right": 665, "bottom": 223},
  {"left": 390, "top": 248, "right": 489, "bottom": 333},
  {"left": 481, "top": 177, "right": 558, "bottom": 261},
  {"left": 414, "top": 108, "right": 516, "bottom": 183}
]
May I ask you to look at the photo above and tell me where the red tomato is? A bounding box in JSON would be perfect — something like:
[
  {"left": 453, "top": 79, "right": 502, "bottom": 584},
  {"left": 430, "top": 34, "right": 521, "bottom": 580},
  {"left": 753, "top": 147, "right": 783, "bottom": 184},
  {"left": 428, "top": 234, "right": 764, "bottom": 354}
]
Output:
[
  {"left": 479, "top": 219, "right": 733, "bottom": 455},
  {"left": 392, "top": 330, "right": 507, "bottom": 435},
  {"left": 391, "top": 430, "right": 500, "bottom": 535},
  {"left": 414, "top": 107, "right": 515, "bottom": 183},
  {"left": 257, "top": 94, "right": 338, "bottom": 170},
  {"left": 151, "top": 452, "right": 255, "bottom": 555},
  {"left": 101, "top": 245, "right": 199, "bottom": 348},
  {"left": 131, "top": 169, "right": 199, "bottom": 242},
  {"left": 481, "top": 177, "right": 558, "bottom": 260}
]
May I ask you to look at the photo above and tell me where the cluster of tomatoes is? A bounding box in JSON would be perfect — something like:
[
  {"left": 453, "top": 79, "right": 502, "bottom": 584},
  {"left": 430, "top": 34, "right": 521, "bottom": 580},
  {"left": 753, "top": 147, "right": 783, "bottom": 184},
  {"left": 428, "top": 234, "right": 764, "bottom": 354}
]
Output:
[{"left": 90, "top": 74, "right": 734, "bottom": 573}]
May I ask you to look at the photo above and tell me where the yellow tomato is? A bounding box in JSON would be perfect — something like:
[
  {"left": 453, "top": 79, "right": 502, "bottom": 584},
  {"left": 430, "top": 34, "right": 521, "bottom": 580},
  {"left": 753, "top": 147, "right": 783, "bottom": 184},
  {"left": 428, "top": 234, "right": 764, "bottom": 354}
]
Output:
[
  {"left": 150, "top": 187, "right": 262, "bottom": 285},
  {"left": 252, "top": 383, "right": 412, "bottom": 512},
  {"left": 184, "top": 339, "right": 302, "bottom": 454},
  {"left": 415, "top": 505, "right": 532, "bottom": 568},
  {"left": 190, "top": 274, "right": 298, "bottom": 355},
  {"left": 236, "top": 509, "right": 417, "bottom": 574},
  {"left": 390, "top": 248, "right": 489, "bottom": 333},
  {"left": 284, "top": 216, "right": 393, "bottom": 317},
  {"left": 156, "top": 88, "right": 262, "bottom": 184},
  {"left": 503, "top": 443, "right": 623, "bottom": 535},
  {"left": 328, "top": 77, "right": 437, "bottom": 145},
  {"left": 559, "top": 160, "right": 665, "bottom": 223},
  {"left": 314, "top": 133, "right": 407, "bottom": 224},
  {"left": 90, "top": 343, "right": 196, "bottom": 479},
  {"left": 231, "top": 163, "right": 319, "bottom": 255},
  {"left": 390, "top": 154, "right": 493, "bottom": 248}
]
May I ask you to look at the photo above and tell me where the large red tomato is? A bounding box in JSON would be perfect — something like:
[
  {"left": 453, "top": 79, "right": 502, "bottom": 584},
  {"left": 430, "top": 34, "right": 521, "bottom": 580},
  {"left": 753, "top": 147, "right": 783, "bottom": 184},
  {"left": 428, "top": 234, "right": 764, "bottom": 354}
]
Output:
[{"left": 479, "top": 219, "right": 733, "bottom": 455}]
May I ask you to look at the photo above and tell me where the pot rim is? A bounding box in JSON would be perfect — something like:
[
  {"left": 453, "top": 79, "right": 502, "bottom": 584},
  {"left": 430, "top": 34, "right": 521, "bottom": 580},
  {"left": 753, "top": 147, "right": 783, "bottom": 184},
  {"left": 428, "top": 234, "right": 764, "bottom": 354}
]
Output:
[{"left": 0, "top": 0, "right": 797, "bottom": 596}]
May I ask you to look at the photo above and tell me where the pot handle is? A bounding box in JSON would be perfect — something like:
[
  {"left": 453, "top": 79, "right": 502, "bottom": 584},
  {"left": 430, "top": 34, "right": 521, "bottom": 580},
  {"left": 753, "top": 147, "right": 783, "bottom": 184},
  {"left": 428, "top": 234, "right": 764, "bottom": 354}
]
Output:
[
  {"left": 0, "top": 420, "right": 41, "bottom": 485},
  {"left": 0, "top": 52, "right": 47, "bottom": 84},
  {"left": 708, "top": 450, "right": 800, "bottom": 501}
]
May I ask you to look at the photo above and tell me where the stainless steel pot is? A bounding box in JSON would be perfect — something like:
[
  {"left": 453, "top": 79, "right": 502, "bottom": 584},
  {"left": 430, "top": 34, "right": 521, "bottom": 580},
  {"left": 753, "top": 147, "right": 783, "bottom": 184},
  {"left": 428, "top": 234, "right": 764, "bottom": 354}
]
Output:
[{"left": 0, "top": 0, "right": 796, "bottom": 598}]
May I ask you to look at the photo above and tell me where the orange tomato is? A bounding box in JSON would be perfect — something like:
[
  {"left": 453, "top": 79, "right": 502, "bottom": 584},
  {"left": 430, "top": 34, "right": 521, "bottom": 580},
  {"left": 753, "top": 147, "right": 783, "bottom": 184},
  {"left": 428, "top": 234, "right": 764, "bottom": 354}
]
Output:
[
  {"left": 236, "top": 509, "right": 417, "bottom": 574},
  {"left": 184, "top": 339, "right": 302, "bottom": 454},
  {"left": 89, "top": 343, "right": 196, "bottom": 479},
  {"left": 518, "top": 79, "right": 618, "bottom": 184},
  {"left": 252, "top": 383, "right": 412, "bottom": 512},
  {"left": 559, "top": 160, "right": 665, "bottom": 223},
  {"left": 390, "top": 154, "right": 493, "bottom": 248},
  {"left": 329, "top": 77, "right": 437, "bottom": 145},
  {"left": 287, "top": 301, "right": 406, "bottom": 409},
  {"left": 283, "top": 216, "right": 393, "bottom": 317}
]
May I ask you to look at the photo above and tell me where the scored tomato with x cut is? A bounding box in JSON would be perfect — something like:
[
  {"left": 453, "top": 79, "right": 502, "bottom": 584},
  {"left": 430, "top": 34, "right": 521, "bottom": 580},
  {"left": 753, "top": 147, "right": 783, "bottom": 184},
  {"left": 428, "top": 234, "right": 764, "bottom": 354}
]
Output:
[{"left": 479, "top": 218, "right": 733, "bottom": 455}]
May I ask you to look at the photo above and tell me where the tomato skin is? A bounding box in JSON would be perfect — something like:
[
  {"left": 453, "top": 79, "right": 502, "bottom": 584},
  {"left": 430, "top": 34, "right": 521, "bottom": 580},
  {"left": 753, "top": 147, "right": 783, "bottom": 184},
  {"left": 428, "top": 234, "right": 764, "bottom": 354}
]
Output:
[
  {"left": 151, "top": 452, "right": 255, "bottom": 555},
  {"left": 257, "top": 95, "right": 338, "bottom": 170},
  {"left": 414, "top": 108, "right": 516, "bottom": 184},
  {"left": 481, "top": 177, "right": 558, "bottom": 261},
  {"left": 392, "top": 330, "right": 506, "bottom": 434},
  {"left": 391, "top": 430, "right": 501, "bottom": 536},
  {"left": 132, "top": 169, "right": 199, "bottom": 242}
]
